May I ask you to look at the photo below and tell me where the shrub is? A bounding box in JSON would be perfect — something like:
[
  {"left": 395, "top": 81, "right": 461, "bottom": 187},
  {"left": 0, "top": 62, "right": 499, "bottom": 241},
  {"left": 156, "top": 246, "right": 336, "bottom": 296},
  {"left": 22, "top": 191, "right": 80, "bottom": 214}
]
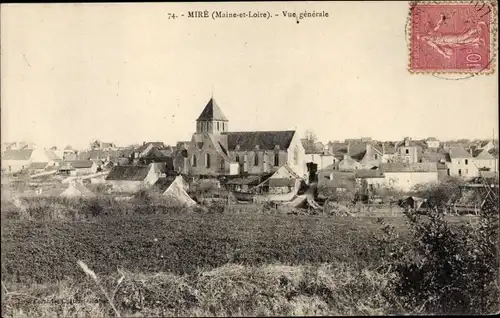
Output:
[{"left": 378, "top": 184, "right": 499, "bottom": 314}]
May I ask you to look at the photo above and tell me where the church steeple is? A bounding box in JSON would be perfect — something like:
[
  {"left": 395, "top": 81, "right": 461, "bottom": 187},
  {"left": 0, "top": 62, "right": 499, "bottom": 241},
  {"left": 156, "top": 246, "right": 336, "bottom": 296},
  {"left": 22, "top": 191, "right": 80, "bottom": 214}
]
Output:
[{"left": 196, "top": 97, "right": 229, "bottom": 134}]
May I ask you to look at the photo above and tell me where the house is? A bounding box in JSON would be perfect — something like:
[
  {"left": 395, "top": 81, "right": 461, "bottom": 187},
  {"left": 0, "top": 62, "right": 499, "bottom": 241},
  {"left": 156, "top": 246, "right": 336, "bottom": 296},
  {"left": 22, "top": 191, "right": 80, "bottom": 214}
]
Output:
[
  {"left": 172, "top": 149, "right": 189, "bottom": 173},
  {"left": 317, "top": 169, "right": 356, "bottom": 193},
  {"left": 71, "top": 160, "right": 100, "bottom": 176},
  {"left": 0, "top": 147, "right": 55, "bottom": 174},
  {"left": 137, "top": 146, "right": 175, "bottom": 167},
  {"left": 1, "top": 149, "right": 34, "bottom": 173},
  {"left": 379, "top": 162, "right": 439, "bottom": 192},
  {"left": 253, "top": 164, "right": 302, "bottom": 194},
  {"left": 421, "top": 150, "right": 446, "bottom": 164},
  {"left": 302, "top": 139, "right": 325, "bottom": 166},
  {"left": 477, "top": 140, "right": 496, "bottom": 152},
  {"left": 224, "top": 174, "right": 266, "bottom": 193},
  {"left": 29, "top": 148, "right": 62, "bottom": 170},
  {"left": 185, "top": 97, "right": 306, "bottom": 178},
  {"left": 359, "top": 143, "right": 384, "bottom": 168},
  {"left": 381, "top": 142, "right": 398, "bottom": 163},
  {"left": 354, "top": 169, "right": 386, "bottom": 192},
  {"left": 100, "top": 142, "right": 116, "bottom": 150},
  {"left": 63, "top": 146, "right": 78, "bottom": 161},
  {"left": 57, "top": 161, "right": 74, "bottom": 175},
  {"left": 105, "top": 162, "right": 168, "bottom": 193},
  {"left": 425, "top": 137, "right": 440, "bottom": 149},
  {"left": 2, "top": 142, "right": 17, "bottom": 152},
  {"left": 301, "top": 139, "right": 337, "bottom": 179},
  {"left": 132, "top": 142, "right": 167, "bottom": 160},
  {"left": 394, "top": 137, "right": 423, "bottom": 164},
  {"left": 445, "top": 146, "right": 479, "bottom": 179},
  {"left": 328, "top": 141, "right": 392, "bottom": 170},
  {"left": 27, "top": 162, "right": 49, "bottom": 173},
  {"left": 472, "top": 147, "right": 499, "bottom": 173},
  {"left": 3, "top": 141, "right": 36, "bottom": 151},
  {"left": 338, "top": 154, "right": 363, "bottom": 171}
]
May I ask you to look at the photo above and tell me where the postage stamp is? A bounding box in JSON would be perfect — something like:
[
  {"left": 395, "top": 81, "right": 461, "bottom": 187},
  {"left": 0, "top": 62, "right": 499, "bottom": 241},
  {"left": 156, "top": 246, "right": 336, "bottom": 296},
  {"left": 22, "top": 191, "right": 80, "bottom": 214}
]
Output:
[{"left": 409, "top": 1, "right": 497, "bottom": 74}]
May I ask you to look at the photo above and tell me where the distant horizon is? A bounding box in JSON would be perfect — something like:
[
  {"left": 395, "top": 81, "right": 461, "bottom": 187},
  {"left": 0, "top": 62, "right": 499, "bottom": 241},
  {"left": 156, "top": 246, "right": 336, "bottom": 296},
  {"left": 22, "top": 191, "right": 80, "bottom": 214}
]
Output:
[
  {"left": 2, "top": 132, "right": 498, "bottom": 151},
  {"left": 1, "top": 3, "right": 498, "bottom": 150}
]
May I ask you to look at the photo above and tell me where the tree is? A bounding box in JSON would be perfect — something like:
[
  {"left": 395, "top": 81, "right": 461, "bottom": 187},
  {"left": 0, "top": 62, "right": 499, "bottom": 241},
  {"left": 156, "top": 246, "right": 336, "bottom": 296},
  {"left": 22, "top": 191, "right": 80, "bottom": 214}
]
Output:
[
  {"left": 303, "top": 130, "right": 318, "bottom": 143},
  {"left": 90, "top": 140, "right": 101, "bottom": 150}
]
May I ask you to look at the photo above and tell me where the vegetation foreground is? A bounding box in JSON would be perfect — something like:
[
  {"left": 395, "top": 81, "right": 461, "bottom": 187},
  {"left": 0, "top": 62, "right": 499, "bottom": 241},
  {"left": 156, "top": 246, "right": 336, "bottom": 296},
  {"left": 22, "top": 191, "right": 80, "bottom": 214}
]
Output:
[{"left": 1, "top": 192, "right": 499, "bottom": 316}]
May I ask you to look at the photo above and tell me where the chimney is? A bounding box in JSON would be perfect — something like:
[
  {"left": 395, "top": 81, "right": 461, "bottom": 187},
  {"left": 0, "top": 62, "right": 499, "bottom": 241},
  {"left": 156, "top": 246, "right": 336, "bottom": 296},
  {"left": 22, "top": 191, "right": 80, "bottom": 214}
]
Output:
[
  {"left": 347, "top": 142, "right": 351, "bottom": 155},
  {"left": 143, "top": 141, "right": 146, "bottom": 146},
  {"left": 382, "top": 143, "right": 386, "bottom": 154},
  {"left": 469, "top": 148, "right": 473, "bottom": 156},
  {"left": 366, "top": 143, "right": 372, "bottom": 152}
]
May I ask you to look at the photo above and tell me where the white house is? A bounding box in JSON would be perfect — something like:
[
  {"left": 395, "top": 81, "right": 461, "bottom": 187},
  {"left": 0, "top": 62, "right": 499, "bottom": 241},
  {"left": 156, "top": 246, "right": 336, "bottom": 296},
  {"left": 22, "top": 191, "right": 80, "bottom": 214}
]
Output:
[
  {"left": 425, "top": 137, "right": 440, "bottom": 149},
  {"left": 71, "top": 160, "right": 100, "bottom": 176},
  {"left": 105, "top": 162, "right": 168, "bottom": 193},
  {"left": 472, "top": 148, "right": 499, "bottom": 173},
  {"left": 379, "top": 163, "right": 439, "bottom": 192},
  {"left": 445, "top": 146, "right": 479, "bottom": 179},
  {"left": 1, "top": 149, "right": 34, "bottom": 172}
]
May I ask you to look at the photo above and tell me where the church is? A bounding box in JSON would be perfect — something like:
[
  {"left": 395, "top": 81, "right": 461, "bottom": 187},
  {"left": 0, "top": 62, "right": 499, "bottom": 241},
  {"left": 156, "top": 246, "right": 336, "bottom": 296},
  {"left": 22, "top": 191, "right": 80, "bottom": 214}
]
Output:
[{"left": 179, "top": 97, "right": 306, "bottom": 178}]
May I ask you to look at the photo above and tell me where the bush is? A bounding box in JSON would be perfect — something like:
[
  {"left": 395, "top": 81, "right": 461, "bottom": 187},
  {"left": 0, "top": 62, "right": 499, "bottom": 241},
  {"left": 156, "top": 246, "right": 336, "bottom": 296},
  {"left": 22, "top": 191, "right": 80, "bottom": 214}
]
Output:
[
  {"left": 378, "top": 185, "right": 499, "bottom": 314},
  {"left": 411, "top": 177, "right": 465, "bottom": 209}
]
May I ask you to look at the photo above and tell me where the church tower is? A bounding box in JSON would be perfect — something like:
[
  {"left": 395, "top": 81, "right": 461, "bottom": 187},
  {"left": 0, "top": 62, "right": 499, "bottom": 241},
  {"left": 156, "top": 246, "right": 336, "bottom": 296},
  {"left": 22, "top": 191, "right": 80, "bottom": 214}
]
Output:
[{"left": 196, "top": 97, "right": 229, "bottom": 134}]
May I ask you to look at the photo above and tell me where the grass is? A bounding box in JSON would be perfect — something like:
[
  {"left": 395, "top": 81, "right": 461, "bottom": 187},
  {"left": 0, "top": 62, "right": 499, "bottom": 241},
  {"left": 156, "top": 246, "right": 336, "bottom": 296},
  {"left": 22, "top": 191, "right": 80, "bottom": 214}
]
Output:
[
  {"left": 2, "top": 262, "right": 398, "bottom": 317},
  {"left": 2, "top": 212, "right": 400, "bottom": 285}
]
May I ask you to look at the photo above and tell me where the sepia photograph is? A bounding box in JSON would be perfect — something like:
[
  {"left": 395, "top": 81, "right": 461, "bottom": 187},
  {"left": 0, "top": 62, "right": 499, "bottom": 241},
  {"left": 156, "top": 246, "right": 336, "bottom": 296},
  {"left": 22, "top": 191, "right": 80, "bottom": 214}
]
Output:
[{"left": 1, "top": 1, "right": 499, "bottom": 316}]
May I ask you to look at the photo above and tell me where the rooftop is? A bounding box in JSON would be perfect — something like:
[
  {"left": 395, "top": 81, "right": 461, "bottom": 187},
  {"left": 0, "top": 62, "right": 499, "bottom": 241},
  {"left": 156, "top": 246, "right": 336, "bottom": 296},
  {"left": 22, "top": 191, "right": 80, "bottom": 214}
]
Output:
[{"left": 196, "top": 97, "right": 229, "bottom": 122}]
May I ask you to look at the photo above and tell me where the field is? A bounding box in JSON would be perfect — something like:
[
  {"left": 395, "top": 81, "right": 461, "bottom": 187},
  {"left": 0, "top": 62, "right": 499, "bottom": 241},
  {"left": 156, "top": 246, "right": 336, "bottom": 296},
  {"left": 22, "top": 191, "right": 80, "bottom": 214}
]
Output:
[{"left": 0, "top": 194, "right": 496, "bottom": 316}]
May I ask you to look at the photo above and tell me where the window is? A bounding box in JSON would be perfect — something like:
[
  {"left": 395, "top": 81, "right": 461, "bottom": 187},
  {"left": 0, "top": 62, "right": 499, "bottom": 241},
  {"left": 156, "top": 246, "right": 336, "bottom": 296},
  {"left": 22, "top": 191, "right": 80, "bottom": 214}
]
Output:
[
  {"left": 236, "top": 154, "right": 240, "bottom": 163},
  {"left": 206, "top": 153, "right": 211, "bottom": 168},
  {"left": 274, "top": 153, "right": 279, "bottom": 166},
  {"left": 458, "top": 169, "right": 462, "bottom": 176},
  {"left": 220, "top": 159, "right": 225, "bottom": 170},
  {"left": 217, "top": 122, "right": 220, "bottom": 131},
  {"left": 192, "top": 154, "right": 197, "bottom": 167},
  {"left": 374, "top": 154, "right": 378, "bottom": 159},
  {"left": 465, "top": 159, "right": 468, "bottom": 165},
  {"left": 405, "top": 149, "right": 409, "bottom": 154},
  {"left": 254, "top": 152, "right": 259, "bottom": 166}
]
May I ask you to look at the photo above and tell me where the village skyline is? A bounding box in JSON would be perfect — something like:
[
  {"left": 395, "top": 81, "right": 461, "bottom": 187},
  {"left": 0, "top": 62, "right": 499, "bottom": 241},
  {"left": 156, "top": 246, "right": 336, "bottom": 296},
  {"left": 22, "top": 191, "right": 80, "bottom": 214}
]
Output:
[{"left": 1, "top": 2, "right": 497, "bottom": 150}]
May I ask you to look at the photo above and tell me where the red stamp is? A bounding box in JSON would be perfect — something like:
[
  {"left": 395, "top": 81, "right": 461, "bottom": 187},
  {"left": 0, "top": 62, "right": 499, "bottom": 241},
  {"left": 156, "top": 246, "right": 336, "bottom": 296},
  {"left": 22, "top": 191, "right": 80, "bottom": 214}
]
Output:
[{"left": 409, "top": 1, "right": 497, "bottom": 74}]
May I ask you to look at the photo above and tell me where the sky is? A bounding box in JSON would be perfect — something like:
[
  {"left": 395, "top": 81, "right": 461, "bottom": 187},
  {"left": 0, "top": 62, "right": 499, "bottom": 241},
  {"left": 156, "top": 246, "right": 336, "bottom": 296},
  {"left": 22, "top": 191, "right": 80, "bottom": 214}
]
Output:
[{"left": 1, "top": 2, "right": 498, "bottom": 150}]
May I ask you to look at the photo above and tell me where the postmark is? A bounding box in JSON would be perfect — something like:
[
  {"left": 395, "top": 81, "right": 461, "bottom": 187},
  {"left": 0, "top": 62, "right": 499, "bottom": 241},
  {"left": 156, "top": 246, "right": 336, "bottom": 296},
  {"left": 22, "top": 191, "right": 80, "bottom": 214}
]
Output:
[{"left": 408, "top": 1, "right": 497, "bottom": 76}]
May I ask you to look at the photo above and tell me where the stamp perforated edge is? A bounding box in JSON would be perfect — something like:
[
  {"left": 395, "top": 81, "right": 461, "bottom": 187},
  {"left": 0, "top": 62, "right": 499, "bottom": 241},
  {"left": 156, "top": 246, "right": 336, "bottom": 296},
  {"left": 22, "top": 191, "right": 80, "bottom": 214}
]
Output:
[{"left": 407, "top": 0, "right": 498, "bottom": 75}]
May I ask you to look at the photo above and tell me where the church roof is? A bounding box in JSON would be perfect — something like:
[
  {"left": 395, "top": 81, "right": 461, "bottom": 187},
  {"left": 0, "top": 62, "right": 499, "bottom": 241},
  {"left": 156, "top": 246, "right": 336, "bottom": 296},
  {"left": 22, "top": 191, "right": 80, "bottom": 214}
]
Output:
[
  {"left": 196, "top": 98, "right": 229, "bottom": 122},
  {"left": 223, "top": 131, "right": 296, "bottom": 151}
]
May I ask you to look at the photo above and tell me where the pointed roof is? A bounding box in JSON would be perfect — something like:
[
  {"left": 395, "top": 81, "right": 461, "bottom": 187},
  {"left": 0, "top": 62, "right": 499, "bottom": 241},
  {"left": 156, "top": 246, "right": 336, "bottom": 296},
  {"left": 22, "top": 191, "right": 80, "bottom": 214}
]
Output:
[{"left": 196, "top": 98, "right": 228, "bottom": 122}]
